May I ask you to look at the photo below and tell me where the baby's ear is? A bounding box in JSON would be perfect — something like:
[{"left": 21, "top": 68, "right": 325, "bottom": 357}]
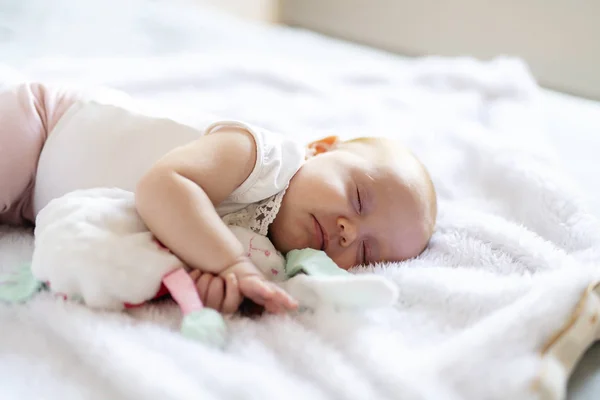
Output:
[{"left": 306, "top": 136, "right": 340, "bottom": 158}]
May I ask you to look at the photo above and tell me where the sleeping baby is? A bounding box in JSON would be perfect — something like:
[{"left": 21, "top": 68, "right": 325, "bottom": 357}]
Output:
[{"left": 0, "top": 82, "right": 437, "bottom": 314}]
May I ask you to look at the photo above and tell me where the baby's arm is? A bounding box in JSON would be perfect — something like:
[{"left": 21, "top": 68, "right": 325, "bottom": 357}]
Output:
[{"left": 135, "top": 127, "right": 297, "bottom": 314}]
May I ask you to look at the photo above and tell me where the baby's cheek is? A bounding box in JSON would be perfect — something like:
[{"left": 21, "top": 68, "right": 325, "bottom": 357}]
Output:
[
  {"left": 275, "top": 222, "right": 309, "bottom": 254},
  {"left": 327, "top": 246, "right": 356, "bottom": 270},
  {"left": 287, "top": 225, "right": 310, "bottom": 252},
  {"left": 292, "top": 163, "right": 344, "bottom": 202}
]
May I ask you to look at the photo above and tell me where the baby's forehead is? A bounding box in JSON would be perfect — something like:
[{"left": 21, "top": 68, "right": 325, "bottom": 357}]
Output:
[
  {"left": 336, "top": 138, "right": 430, "bottom": 188},
  {"left": 347, "top": 143, "right": 419, "bottom": 179},
  {"left": 341, "top": 137, "right": 415, "bottom": 166}
]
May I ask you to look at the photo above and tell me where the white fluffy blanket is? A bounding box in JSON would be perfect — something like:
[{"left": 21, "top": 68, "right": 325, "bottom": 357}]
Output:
[{"left": 2, "top": 5, "right": 600, "bottom": 400}]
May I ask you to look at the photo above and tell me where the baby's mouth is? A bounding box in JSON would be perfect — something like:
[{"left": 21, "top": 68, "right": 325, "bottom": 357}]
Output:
[{"left": 312, "top": 214, "right": 326, "bottom": 251}]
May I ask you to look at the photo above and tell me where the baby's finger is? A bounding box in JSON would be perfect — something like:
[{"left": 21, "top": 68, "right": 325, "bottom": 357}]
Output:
[
  {"left": 221, "top": 274, "right": 243, "bottom": 314},
  {"left": 261, "top": 287, "right": 298, "bottom": 314},
  {"left": 272, "top": 287, "right": 299, "bottom": 311},
  {"left": 196, "top": 273, "right": 213, "bottom": 304},
  {"left": 239, "top": 276, "right": 275, "bottom": 304},
  {"left": 205, "top": 277, "right": 225, "bottom": 310},
  {"left": 188, "top": 269, "right": 201, "bottom": 280},
  {"left": 263, "top": 300, "right": 283, "bottom": 314}
]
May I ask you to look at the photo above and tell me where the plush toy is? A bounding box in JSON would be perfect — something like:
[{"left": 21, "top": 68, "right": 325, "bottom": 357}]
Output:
[{"left": 0, "top": 188, "right": 398, "bottom": 347}]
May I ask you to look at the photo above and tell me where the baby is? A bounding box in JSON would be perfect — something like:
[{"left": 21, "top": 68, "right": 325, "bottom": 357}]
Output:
[{"left": 0, "top": 82, "right": 437, "bottom": 315}]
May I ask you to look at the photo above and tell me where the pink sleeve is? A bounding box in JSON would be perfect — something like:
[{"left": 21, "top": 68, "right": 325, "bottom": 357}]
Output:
[
  {"left": 29, "top": 83, "right": 84, "bottom": 135},
  {"left": 0, "top": 82, "right": 83, "bottom": 224}
]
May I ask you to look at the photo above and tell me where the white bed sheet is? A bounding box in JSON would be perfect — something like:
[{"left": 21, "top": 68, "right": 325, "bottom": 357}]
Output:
[
  {"left": 2, "top": 1, "right": 600, "bottom": 399},
  {"left": 541, "top": 91, "right": 600, "bottom": 217}
]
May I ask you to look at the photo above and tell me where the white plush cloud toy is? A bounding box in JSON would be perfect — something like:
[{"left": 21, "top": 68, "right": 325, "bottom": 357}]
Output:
[{"left": 0, "top": 188, "right": 398, "bottom": 347}]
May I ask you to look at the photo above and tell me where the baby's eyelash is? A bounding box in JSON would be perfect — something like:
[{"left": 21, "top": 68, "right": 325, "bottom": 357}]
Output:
[{"left": 356, "top": 187, "right": 362, "bottom": 212}]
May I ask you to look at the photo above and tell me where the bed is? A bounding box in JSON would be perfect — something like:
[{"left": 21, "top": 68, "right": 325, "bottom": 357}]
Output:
[{"left": 2, "top": 1, "right": 600, "bottom": 399}]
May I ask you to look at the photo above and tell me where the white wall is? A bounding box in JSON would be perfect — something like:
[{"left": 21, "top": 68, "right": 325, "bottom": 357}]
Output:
[{"left": 281, "top": 0, "right": 600, "bottom": 100}]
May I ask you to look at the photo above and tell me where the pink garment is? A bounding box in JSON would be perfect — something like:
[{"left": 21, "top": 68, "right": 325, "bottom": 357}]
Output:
[{"left": 0, "top": 83, "right": 80, "bottom": 225}]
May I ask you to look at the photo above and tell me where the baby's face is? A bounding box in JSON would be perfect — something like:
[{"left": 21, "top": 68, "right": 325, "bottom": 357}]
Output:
[{"left": 269, "top": 138, "right": 436, "bottom": 270}]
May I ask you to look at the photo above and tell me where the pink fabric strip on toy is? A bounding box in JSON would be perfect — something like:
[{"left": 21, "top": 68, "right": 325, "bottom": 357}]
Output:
[{"left": 162, "top": 268, "right": 204, "bottom": 315}]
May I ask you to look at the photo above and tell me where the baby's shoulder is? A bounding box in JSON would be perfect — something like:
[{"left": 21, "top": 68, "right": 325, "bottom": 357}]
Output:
[
  {"left": 204, "top": 120, "right": 303, "bottom": 162},
  {"left": 207, "top": 120, "right": 304, "bottom": 204}
]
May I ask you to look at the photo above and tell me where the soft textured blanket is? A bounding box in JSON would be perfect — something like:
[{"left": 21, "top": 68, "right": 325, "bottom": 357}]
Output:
[{"left": 1, "top": 7, "right": 600, "bottom": 399}]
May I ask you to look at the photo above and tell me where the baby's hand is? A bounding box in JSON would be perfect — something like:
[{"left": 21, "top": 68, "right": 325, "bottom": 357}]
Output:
[
  {"left": 187, "top": 270, "right": 242, "bottom": 314},
  {"left": 220, "top": 258, "right": 298, "bottom": 314}
]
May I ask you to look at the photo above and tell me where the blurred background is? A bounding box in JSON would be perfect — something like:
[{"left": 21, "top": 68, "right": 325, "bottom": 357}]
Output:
[
  {"left": 3, "top": 0, "right": 599, "bottom": 99},
  {"left": 200, "top": 0, "right": 600, "bottom": 101}
]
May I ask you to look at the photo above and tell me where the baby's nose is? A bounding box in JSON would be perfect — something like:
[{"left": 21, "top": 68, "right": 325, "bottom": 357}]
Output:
[{"left": 337, "top": 217, "right": 357, "bottom": 248}]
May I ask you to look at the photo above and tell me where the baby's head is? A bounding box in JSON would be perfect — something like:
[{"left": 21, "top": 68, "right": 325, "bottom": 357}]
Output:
[{"left": 269, "top": 135, "right": 437, "bottom": 269}]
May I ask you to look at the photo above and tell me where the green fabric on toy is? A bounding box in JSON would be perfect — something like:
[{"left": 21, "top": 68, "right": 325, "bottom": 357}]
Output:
[
  {"left": 181, "top": 309, "right": 228, "bottom": 347},
  {"left": 286, "top": 249, "right": 348, "bottom": 277},
  {"left": 0, "top": 263, "right": 43, "bottom": 303},
  {"left": 161, "top": 268, "right": 229, "bottom": 347},
  {"left": 282, "top": 248, "right": 399, "bottom": 311}
]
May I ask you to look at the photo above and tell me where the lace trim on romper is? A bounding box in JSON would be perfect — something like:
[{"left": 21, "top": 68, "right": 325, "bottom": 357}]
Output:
[{"left": 221, "top": 189, "right": 286, "bottom": 236}]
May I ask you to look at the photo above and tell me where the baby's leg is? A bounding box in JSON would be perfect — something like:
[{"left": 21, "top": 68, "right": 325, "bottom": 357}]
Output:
[{"left": 0, "top": 83, "right": 81, "bottom": 225}]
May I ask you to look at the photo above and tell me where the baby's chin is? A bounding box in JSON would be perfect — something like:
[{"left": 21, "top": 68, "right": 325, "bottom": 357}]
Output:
[
  {"left": 267, "top": 223, "right": 291, "bottom": 254},
  {"left": 268, "top": 224, "right": 308, "bottom": 255}
]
